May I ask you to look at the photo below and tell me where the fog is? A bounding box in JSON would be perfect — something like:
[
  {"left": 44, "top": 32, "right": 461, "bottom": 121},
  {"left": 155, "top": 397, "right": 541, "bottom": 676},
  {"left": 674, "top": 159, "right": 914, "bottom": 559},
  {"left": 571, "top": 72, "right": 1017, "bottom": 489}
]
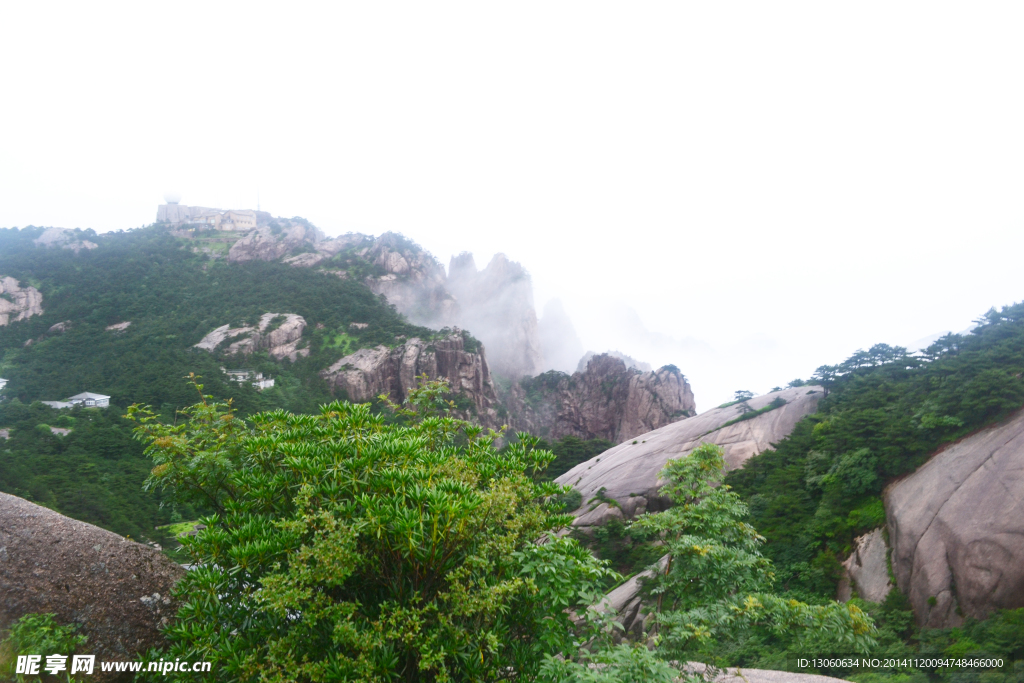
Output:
[{"left": 2, "top": 3, "right": 1024, "bottom": 408}]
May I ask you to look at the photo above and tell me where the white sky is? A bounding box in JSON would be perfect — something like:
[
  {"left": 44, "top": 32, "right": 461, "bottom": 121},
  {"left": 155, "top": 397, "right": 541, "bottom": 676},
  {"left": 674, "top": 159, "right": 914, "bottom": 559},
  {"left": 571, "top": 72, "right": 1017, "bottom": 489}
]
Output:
[{"left": 2, "top": 2, "right": 1023, "bottom": 409}]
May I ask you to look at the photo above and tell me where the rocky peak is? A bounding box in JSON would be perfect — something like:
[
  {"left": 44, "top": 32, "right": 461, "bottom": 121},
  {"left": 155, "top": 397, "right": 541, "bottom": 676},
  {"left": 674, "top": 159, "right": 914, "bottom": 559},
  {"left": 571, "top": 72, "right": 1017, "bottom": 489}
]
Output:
[
  {"left": 0, "top": 276, "right": 44, "bottom": 326},
  {"left": 446, "top": 253, "right": 543, "bottom": 379},
  {"left": 503, "top": 353, "right": 696, "bottom": 444},
  {"left": 320, "top": 329, "right": 498, "bottom": 424},
  {"left": 577, "top": 350, "right": 651, "bottom": 373}
]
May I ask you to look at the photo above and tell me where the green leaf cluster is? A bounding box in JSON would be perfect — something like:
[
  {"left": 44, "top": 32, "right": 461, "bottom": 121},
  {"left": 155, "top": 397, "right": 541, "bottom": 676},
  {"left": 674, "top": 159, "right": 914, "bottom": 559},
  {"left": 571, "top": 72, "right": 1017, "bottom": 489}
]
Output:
[{"left": 129, "top": 379, "right": 617, "bottom": 682}]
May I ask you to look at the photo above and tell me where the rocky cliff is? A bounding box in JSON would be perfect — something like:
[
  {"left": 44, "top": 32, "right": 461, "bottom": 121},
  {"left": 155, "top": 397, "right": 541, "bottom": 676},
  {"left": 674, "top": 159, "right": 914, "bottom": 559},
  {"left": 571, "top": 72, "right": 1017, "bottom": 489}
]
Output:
[
  {"left": 447, "top": 252, "right": 544, "bottom": 379},
  {"left": 0, "top": 492, "right": 184, "bottom": 677},
  {"left": 504, "top": 354, "right": 695, "bottom": 444},
  {"left": 194, "top": 312, "right": 309, "bottom": 361},
  {"left": 555, "top": 386, "right": 823, "bottom": 531},
  {"left": 837, "top": 528, "right": 893, "bottom": 603},
  {"left": 33, "top": 227, "right": 98, "bottom": 253},
  {"left": 361, "top": 232, "right": 458, "bottom": 326},
  {"left": 227, "top": 222, "right": 326, "bottom": 263},
  {"left": 0, "top": 276, "right": 43, "bottom": 326},
  {"left": 211, "top": 223, "right": 553, "bottom": 379},
  {"left": 885, "top": 407, "right": 1024, "bottom": 627},
  {"left": 320, "top": 330, "right": 499, "bottom": 424}
]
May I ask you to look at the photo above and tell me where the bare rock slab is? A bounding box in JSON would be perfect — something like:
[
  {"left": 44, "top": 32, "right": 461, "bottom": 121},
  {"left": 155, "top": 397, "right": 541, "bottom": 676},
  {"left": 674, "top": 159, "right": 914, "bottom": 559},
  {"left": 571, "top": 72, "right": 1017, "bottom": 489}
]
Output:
[
  {"left": 556, "top": 386, "right": 823, "bottom": 519},
  {"left": 885, "top": 407, "right": 1024, "bottom": 627},
  {"left": 0, "top": 492, "right": 185, "bottom": 665}
]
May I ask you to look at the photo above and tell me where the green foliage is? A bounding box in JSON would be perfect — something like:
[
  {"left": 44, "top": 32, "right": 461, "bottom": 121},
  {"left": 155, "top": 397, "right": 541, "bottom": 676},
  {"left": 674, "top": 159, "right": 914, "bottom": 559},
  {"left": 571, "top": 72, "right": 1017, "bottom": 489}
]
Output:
[
  {"left": 0, "top": 613, "right": 88, "bottom": 682},
  {"left": 0, "top": 225, "right": 429, "bottom": 418},
  {"left": 518, "top": 371, "right": 570, "bottom": 407},
  {"left": 632, "top": 443, "right": 876, "bottom": 663},
  {"left": 729, "top": 302, "right": 1024, "bottom": 599},
  {"left": 553, "top": 443, "right": 876, "bottom": 680},
  {"left": 0, "top": 400, "right": 195, "bottom": 541},
  {"left": 130, "top": 379, "right": 618, "bottom": 682},
  {"left": 0, "top": 225, "right": 435, "bottom": 540}
]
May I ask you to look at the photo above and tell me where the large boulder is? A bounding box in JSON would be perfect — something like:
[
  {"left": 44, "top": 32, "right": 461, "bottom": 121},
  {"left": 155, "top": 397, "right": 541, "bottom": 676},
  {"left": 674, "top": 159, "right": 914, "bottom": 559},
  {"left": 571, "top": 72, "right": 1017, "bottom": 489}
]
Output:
[
  {"left": 556, "top": 386, "right": 823, "bottom": 525},
  {"left": 0, "top": 493, "right": 184, "bottom": 668},
  {"left": 885, "top": 407, "right": 1024, "bottom": 627}
]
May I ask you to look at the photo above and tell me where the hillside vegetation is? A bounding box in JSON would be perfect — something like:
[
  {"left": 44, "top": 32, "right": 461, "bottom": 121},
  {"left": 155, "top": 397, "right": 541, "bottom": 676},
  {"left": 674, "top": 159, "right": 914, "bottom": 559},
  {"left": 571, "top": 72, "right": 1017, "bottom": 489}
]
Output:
[
  {"left": 0, "top": 225, "right": 433, "bottom": 538},
  {"left": 728, "top": 304, "right": 1024, "bottom": 601}
]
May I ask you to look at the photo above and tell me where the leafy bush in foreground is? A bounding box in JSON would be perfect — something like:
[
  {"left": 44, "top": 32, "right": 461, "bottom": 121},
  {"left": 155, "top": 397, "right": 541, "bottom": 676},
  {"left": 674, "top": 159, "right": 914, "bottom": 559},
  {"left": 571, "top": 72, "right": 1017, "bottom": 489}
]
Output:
[{"left": 129, "top": 379, "right": 616, "bottom": 682}]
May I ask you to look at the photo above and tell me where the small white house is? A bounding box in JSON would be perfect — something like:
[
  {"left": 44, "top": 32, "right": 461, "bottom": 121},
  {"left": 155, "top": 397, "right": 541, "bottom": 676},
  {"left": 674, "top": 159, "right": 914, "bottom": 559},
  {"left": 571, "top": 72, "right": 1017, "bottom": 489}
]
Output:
[
  {"left": 225, "top": 369, "right": 274, "bottom": 391},
  {"left": 0, "top": 378, "right": 8, "bottom": 391},
  {"left": 66, "top": 392, "right": 110, "bottom": 408}
]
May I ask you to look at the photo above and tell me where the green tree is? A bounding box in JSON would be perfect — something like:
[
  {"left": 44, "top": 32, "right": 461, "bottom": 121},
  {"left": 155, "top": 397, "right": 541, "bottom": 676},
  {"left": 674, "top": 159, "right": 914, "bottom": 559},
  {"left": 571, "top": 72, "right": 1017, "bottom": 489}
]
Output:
[
  {"left": 129, "top": 379, "right": 616, "bottom": 682},
  {"left": 632, "top": 443, "right": 876, "bottom": 663},
  {"left": 545, "top": 444, "right": 876, "bottom": 681}
]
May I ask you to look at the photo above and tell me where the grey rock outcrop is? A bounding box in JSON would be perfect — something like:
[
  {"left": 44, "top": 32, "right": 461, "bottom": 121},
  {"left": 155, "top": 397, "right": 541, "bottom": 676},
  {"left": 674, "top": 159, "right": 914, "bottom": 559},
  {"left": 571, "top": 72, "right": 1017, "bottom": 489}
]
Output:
[
  {"left": 504, "top": 354, "right": 696, "bottom": 444},
  {"left": 0, "top": 492, "right": 184, "bottom": 673},
  {"left": 577, "top": 350, "right": 651, "bottom": 374},
  {"left": 33, "top": 227, "right": 98, "bottom": 253},
  {"left": 320, "top": 330, "right": 499, "bottom": 424},
  {"left": 0, "top": 276, "right": 44, "bottom": 326},
  {"left": 362, "top": 232, "right": 458, "bottom": 326},
  {"left": 885, "top": 407, "right": 1024, "bottom": 627},
  {"left": 555, "top": 386, "right": 823, "bottom": 527},
  {"left": 837, "top": 528, "right": 893, "bottom": 603},
  {"left": 227, "top": 223, "right": 325, "bottom": 263},
  {"left": 194, "top": 312, "right": 309, "bottom": 361}
]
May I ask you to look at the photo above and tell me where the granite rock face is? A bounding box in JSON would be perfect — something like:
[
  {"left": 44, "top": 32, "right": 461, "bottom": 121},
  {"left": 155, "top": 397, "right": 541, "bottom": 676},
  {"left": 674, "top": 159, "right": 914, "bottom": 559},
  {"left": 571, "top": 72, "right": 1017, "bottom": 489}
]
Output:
[
  {"left": 227, "top": 223, "right": 325, "bottom": 263},
  {"left": 194, "top": 312, "right": 309, "bottom": 361},
  {"left": 33, "top": 227, "right": 98, "bottom": 253},
  {"left": 320, "top": 330, "right": 499, "bottom": 424},
  {"left": 362, "top": 232, "right": 458, "bottom": 326},
  {"left": 0, "top": 493, "right": 184, "bottom": 676},
  {"left": 555, "top": 386, "right": 823, "bottom": 528},
  {"left": 0, "top": 276, "right": 44, "bottom": 326},
  {"left": 885, "top": 407, "right": 1024, "bottom": 627},
  {"left": 837, "top": 528, "right": 893, "bottom": 603},
  {"left": 504, "top": 354, "right": 695, "bottom": 444}
]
